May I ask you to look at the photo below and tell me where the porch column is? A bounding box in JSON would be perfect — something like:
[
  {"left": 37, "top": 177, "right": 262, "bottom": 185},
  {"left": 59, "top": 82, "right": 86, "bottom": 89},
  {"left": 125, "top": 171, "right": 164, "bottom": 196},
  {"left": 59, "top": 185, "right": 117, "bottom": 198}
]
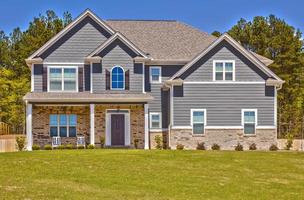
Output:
[
  {"left": 144, "top": 104, "right": 149, "bottom": 149},
  {"left": 90, "top": 104, "right": 95, "bottom": 145},
  {"left": 26, "top": 103, "right": 32, "bottom": 151}
]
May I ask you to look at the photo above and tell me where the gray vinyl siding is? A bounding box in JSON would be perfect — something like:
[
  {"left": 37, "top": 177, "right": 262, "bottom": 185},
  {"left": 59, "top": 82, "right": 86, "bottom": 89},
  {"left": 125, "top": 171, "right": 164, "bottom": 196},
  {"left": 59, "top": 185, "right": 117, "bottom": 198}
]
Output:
[
  {"left": 33, "top": 64, "right": 43, "bottom": 92},
  {"left": 40, "top": 16, "right": 111, "bottom": 62},
  {"left": 92, "top": 39, "right": 142, "bottom": 93},
  {"left": 181, "top": 41, "right": 269, "bottom": 81},
  {"left": 146, "top": 65, "right": 183, "bottom": 128},
  {"left": 173, "top": 84, "right": 275, "bottom": 127}
]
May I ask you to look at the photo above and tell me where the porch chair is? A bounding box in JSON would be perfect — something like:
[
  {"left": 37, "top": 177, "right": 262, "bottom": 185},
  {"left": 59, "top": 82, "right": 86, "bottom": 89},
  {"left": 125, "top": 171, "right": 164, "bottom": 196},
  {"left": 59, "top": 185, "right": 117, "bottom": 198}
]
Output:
[
  {"left": 52, "top": 136, "right": 61, "bottom": 149},
  {"left": 77, "top": 136, "right": 85, "bottom": 148}
]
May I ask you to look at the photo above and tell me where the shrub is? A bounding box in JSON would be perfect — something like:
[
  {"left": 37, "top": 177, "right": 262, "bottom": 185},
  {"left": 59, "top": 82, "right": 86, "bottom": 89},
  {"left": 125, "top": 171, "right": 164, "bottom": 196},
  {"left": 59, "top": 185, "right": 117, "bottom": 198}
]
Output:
[
  {"left": 196, "top": 142, "right": 206, "bottom": 150},
  {"left": 57, "top": 145, "right": 65, "bottom": 150},
  {"left": 235, "top": 143, "right": 243, "bottom": 151},
  {"left": 211, "top": 143, "right": 220, "bottom": 150},
  {"left": 154, "top": 135, "right": 163, "bottom": 150},
  {"left": 87, "top": 144, "right": 95, "bottom": 149},
  {"left": 65, "top": 144, "right": 74, "bottom": 149},
  {"left": 44, "top": 145, "right": 52, "bottom": 150},
  {"left": 269, "top": 144, "right": 278, "bottom": 151},
  {"left": 32, "top": 145, "right": 40, "bottom": 151},
  {"left": 100, "top": 136, "right": 105, "bottom": 148},
  {"left": 285, "top": 133, "right": 293, "bottom": 150},
  {"left": 249, "top": 143, "right": 257, "bottom": 150},
  {"left": 176, "top": 144, "right": 184, "bottom": 150},
  {"left": 134, "top": 138, "right": 139, "bottom": 149},
  {"left": 16, "top": 136, "right": 26, "bottom": 151},
  {"left": 77, "top": 145, "right": 85, "bottom": 149}
]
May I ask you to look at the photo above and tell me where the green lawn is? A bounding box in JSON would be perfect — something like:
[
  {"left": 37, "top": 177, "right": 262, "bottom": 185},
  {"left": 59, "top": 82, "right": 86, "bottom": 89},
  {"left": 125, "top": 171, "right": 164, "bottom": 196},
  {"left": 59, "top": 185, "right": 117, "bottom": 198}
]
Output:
[{"left": 0, "top": 150, "right": 303, "bottom": 200}]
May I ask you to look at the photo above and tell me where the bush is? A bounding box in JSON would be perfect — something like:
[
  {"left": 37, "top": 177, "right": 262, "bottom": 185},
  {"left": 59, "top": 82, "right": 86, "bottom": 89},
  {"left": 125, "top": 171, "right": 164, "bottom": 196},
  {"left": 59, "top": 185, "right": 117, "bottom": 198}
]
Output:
[
  {"left": 16, "top": 136, "right": 26, "bottom": 151},
  {"left": 196, "top": 142, "right": 206, "bottom": 150},
  {"left": 154, "top": 135, "right": 163, "bottom": 150},
  {"left": 57, "top": 145, "right": 65, "bottom": 150},
  {"left": 235, "top": 143, "right": 243, "bottom": 151},
  {"left": 32, "top": 145, "right": 40, "bottom": 151},
  {"left": 134, "top": 138, "right": 139, "bottom": 149},
  {"left": 77, "top": 145, "right": 85, "bottom": 149},
  {"left": 87, "top": 144, "right": 95, "bottom": 149},
  {"left": 100, "top": 136, "right": 105, "bottom": 148},
  {"left": 269, "top": 144, "right": 278, "bottom": 151},
  {"left": 211, "top": 143, "right": 220, "bottom": 150},
  {"left": 285, "top": 133, "right": 293, "bottom": 150},
  {"left": 176, "top": 144, "right": 184, "bottom": 150},
  {"left": 249, "top": 143, "right": 257, "bottom": 150},
  {"left": 65, "top": 144, "right": 74, "bottom": 149},
  {"left": 44, "top": 145, "right": 52, "bottom": 150}
]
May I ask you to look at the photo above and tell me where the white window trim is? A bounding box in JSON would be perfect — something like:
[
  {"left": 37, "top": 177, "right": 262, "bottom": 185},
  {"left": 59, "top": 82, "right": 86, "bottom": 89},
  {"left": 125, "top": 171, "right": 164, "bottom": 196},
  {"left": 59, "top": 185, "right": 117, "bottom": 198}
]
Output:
[
  {"left": 213, "top": 60, "right": 235, "bottom": 81},
  {"left": 150, "top": 66, "right": 162, "bottom": 83},
  {"left": 241, "top": 109, "right": 258, "bottom": 135},
  {"left": 47, "top": 66, "right": 78, "bottom": 92},
  {"left": 190, "top": 109, "right": 207, "bottom": 135},
  {"left": 110, "top": 65, "right": 125, "bottom": 90},
  {"left": 50, "top": 114, "right": 77, "bottom": 138},
  {"left": 149, "top": 112, "right": 162, "bottom": 129}
]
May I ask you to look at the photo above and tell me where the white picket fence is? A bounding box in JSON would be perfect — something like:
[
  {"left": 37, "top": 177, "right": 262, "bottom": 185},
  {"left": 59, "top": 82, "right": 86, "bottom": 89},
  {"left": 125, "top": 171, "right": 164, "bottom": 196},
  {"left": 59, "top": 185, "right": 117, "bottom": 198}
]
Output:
[{"left": 0, "top": 135, "right": 18, "bottom": 152}]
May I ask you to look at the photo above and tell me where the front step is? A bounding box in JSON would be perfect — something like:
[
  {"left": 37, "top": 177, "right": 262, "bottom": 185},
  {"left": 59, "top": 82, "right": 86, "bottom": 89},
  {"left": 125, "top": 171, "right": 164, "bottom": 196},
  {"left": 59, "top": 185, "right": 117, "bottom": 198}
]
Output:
[{"left": 105, "top": 145, "right": 132, "bottom": 149}]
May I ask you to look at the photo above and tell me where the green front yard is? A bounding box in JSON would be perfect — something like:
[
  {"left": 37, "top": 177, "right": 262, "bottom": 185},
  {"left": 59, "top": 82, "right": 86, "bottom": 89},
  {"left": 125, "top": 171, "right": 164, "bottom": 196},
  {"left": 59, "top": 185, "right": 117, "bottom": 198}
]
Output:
[{"left": 0, "top": 150, "right": 303, "bottom": 199}]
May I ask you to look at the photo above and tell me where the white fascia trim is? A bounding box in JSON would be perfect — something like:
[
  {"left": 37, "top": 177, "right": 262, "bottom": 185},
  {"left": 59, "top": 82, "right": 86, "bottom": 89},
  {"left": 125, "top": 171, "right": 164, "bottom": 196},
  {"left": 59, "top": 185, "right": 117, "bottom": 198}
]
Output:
[
  {"left": 88, "top": 32, "right": 148, "bottom": 58},
  {"left": 149, "top": 66, "right": 162, "bottom": 83},
  {"left": 183, "top": 81, "right": 265, "bottom": 84},
  {"left": 206, "top": 126, "right": 243, "bottom": 129},
  {"left": 142, "top": 63, "right": 146, "bottom": 93},
  {"left": 274, "top": 89, "right": 277, "bottom": 127},
  {"left": 212, "top": 60, "right": 235, "bottom": 81},
  {"left": 90, "top": 62, "right": 93, "bottom": 93},
  {"left": 171, "top": 126, "right": 192, "bottom": 129},
  {"left": 28, "top": 9, "right": 115, "bottom": 60},
  {"left": 170, "top": 33, "right": 282, "bottom": 82},
  {"left": 31, "top": 64, "right": 34, "bottom": 92},
  {"left": 170, "top": 85, "right": 174, "bottom": 126}
]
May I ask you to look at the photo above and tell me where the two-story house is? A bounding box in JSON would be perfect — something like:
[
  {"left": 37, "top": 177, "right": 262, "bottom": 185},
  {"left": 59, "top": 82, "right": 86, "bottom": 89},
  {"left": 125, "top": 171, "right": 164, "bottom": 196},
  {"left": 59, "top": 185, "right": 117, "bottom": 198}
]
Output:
[{"left": 24, "top": 9, "right": 284, "bottom": 150}]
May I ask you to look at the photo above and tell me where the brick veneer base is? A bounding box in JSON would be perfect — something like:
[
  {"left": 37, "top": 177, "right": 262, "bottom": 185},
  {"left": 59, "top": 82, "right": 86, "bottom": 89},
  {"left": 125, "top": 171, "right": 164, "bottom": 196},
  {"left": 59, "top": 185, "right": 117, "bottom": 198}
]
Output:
[{"left": 170, "top": 129, "right": 277, "bottom": 150}]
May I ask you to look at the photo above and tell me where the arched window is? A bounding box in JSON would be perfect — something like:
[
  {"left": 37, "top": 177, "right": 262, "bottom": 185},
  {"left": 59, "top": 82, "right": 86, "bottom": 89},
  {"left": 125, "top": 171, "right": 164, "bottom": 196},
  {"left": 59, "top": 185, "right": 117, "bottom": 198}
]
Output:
[{"left": 111, "top": 66, "right": 124, "bottom": 90}]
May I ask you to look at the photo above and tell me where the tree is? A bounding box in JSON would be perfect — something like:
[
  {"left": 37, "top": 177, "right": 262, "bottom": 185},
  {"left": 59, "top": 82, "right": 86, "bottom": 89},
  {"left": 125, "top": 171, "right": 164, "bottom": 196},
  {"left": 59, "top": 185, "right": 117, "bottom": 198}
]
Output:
[
  {"left": 227, "top": 15, "right": 304, "bottom": 138},
  {"left": 0, "top": 10, "right": 72, "bottom": 133},
  {"left": 211, "top": 31, "right": 221, "bottom": 37}
]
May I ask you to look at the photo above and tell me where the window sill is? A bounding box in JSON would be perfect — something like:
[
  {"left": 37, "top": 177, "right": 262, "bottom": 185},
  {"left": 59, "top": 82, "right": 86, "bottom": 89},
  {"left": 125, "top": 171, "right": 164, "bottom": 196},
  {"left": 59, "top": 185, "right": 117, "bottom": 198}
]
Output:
[
  {"left": 191, "top": 134, "right": 205, "bottom": 137},
  {"left": 243, "top": 134, "right": 256, "bottom": 137}
]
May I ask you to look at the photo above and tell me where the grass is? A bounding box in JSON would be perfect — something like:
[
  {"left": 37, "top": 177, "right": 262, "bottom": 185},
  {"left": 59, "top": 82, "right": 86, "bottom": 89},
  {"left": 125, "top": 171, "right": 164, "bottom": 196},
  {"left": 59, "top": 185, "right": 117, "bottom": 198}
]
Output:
[{"left": 0, "top": 150, "right": 304, "bottom": 200}]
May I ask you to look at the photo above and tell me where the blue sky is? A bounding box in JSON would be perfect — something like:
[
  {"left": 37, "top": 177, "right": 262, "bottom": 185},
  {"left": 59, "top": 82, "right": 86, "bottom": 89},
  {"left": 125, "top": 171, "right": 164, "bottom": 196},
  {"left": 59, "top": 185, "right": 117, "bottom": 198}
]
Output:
[{"left": 0, "top": 0, "right": 303, "bottom": 35}]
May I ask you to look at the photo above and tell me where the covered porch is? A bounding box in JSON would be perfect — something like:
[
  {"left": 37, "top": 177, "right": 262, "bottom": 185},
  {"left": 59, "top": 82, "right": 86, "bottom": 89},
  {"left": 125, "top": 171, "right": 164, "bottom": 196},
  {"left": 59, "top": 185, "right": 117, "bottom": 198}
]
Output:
[{"left": 24, "top": 92, "right": 152, "bottom": 150}]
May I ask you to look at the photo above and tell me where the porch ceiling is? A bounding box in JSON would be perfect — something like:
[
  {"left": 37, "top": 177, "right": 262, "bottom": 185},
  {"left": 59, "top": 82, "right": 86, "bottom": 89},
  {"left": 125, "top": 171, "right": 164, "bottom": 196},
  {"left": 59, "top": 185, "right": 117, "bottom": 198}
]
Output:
[{"left": 23, "top": 91, "right": 153, "bottom": 103}]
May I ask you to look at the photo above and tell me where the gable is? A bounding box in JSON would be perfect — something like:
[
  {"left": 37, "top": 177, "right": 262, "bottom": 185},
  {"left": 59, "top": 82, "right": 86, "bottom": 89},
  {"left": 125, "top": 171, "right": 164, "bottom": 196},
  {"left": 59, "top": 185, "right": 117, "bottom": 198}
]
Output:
[
  {"left": 181, "top": 40, "right": 269, "bottom": 81},
  {"left": 40, "top": 16, "right": 112, "bottom": 62},
  {"left": 98, "top": 38, "right": 139, "bottom": 58}
]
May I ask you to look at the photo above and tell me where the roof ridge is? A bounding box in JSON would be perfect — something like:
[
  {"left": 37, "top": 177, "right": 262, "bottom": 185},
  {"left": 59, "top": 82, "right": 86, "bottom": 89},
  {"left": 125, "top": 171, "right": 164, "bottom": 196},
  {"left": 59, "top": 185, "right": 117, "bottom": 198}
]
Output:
[{"left": 106, "top": 19, "right": 177, "bottom": 22}]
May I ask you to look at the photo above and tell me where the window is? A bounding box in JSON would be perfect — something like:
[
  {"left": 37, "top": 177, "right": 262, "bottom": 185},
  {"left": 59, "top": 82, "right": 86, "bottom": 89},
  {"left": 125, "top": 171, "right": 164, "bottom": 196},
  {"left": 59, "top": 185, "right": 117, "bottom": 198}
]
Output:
[
  {"left": 49, "top": 114, "right": 77, "bottom": 137},
  {"left": 49, "top": 67, "right": 77, "bottom": 91},
  {"left": 213, "top": 60, "right": 235, "bottom": 81},
  {"left": 191, "top": 109, "right": 206, "bottom": 135},
  {"left": 150, "top": 67, "right": 161, "bottom": 83},
  {"left": 150, "top": 113, "right": 161, "bottom": 129},
  {"left": 111, "top": 66, "right": 124, "bottom": 90},
  {"left": 242, "top": 109, "right": 257, "bottom": 135}
]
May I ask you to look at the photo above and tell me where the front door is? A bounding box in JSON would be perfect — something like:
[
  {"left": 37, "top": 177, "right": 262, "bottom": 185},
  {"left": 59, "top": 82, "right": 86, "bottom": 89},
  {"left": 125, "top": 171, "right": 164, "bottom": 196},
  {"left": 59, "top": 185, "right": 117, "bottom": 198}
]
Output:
[{"left": 111, "top": 114, "right": 125, "bottom": 146}]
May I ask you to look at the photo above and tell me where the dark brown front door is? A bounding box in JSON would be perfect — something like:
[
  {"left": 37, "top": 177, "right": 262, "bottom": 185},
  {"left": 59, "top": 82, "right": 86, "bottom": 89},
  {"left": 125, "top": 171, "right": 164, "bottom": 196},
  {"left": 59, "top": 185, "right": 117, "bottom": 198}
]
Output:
[{"left": 111, "top": 114, "right": 125, "bottom": 145}]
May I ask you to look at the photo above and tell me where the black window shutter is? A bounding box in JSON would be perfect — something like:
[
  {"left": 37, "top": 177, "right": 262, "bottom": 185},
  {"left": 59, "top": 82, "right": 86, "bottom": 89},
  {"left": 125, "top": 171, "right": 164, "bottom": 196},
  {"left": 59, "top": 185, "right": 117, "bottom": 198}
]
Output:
[
  {"left": 125, "top": 70, "right": 130, "bottom": 90},
  {"left": 42, "top": 67, "right": 48, "bottom": 92},
  {"left": 78, "top": 67, "right": 83, "bottom": 92},
  {"left": 106, "top": 69, "right": 110, "bottom": 90}
]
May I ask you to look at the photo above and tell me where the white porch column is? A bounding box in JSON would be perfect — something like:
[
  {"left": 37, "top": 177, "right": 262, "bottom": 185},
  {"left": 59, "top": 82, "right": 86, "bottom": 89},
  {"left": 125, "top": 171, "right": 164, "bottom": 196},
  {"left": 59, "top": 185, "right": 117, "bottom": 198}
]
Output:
[
  {"left": 144, "top": 104, "right": 149, "bottom": 149},
  {"left": 90, "top": 104, "right": 95, "bottom": 145},
  {"left": 26, "top": 103, "right": 33, "bottom": 151}
]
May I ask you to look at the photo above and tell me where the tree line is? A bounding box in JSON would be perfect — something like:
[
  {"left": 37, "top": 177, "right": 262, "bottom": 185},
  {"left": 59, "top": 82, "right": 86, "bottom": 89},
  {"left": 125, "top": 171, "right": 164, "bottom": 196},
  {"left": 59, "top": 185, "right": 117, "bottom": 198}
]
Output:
[{"left": 0, "top": 11, "right": 303, "bottom": 138}]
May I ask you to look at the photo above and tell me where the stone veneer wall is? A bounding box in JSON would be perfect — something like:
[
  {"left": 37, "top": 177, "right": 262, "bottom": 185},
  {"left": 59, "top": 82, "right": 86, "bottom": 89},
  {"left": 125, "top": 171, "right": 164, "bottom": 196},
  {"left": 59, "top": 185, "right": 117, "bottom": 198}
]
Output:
[
  {"left": 150, "top": 131, "right": 168, "bottom": 149},
  {"left": 95, "top": 104, "right": 145, "bottom": 149},
  {"left": 170, "top": 129, "right": 277, "bottom": 150},
  {"left": 32, "top": 105, "right": 90, "bottom": 147}
]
